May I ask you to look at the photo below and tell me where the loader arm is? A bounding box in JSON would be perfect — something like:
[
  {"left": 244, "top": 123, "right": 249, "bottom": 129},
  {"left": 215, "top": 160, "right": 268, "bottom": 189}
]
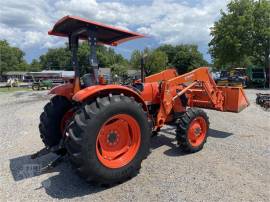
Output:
[
  {"left": 156, "top": 67, "right": 249, "bottom": 127},
  {"left": 167, "top": 67, "right": 225, "bottom": 110}
]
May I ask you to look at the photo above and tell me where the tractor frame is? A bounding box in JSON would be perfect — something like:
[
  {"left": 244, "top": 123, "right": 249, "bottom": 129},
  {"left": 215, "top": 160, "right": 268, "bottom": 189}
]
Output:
[{"left": 33, "top": 16, "right": 249, "bottom": 185}]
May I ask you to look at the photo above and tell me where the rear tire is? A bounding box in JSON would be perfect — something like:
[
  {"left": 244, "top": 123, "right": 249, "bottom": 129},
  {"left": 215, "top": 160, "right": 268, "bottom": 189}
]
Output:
[
  {"left": 32, "top": 84, "right": 39, "bottom": 91},
  {"left": 39, "top": 96, "right": 72, "bottom": 147},
  {"left": 65, "top": 94, "right": 151, "bottom": 185},
  {"left": 176, "top": 108, "right": 209, "bottom": 153}
]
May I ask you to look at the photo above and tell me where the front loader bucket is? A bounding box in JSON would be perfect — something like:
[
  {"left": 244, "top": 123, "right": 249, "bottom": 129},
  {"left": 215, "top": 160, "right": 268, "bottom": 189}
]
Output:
[{"left": 218, "top": 86, "right": 249, "bottom": 112}]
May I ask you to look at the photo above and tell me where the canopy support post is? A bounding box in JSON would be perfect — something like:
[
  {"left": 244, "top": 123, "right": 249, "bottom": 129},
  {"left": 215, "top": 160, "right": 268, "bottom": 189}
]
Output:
[
  {"left": 69, "top": 36, "right": 80, "bottom": 93},
  {"left": 87, "top": 29, "right": 99, "bottom": 84}
]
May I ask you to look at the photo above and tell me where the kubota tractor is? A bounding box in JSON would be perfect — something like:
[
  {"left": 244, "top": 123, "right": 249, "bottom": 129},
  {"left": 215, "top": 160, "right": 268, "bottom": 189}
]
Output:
[{"left": 33, "top": 16, "right": 249, "bottom": 185}]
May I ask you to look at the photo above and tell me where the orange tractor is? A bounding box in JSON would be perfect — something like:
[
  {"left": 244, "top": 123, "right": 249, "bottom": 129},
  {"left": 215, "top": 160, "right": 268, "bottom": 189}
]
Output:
[{"left": 33, "top": 16, "right": 249, "bottom": 185}]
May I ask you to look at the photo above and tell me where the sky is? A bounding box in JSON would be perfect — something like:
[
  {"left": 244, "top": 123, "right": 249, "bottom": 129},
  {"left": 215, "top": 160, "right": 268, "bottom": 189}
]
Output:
[{"left": 0, "top": 0, "right": 229, "bottom": 63}]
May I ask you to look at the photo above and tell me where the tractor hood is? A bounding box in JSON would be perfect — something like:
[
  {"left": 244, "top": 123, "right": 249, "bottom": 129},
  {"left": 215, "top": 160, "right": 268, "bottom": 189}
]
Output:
[{"left": 48, "top": 16, "right": 144, "bottom": 46}]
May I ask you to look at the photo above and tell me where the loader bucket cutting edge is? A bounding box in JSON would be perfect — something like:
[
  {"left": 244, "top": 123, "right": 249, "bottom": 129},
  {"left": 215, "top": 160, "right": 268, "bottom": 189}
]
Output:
[{"left": 218, "top": 86, "right": 249, "bottom": 113}]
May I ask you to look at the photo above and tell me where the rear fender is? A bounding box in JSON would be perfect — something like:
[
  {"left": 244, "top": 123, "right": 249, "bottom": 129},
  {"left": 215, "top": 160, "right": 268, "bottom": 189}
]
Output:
[
  {"left": 49, "top": 83, "right": 74, "bottom": 100},
  {"left": 72, "top": 85, "right": 147, "bottom": 111}
]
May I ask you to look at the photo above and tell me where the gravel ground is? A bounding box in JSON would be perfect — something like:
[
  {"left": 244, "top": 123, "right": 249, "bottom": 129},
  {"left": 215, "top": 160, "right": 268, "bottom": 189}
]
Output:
[{"left": 0, "top": 89, "right": 269, "bottom": 202}]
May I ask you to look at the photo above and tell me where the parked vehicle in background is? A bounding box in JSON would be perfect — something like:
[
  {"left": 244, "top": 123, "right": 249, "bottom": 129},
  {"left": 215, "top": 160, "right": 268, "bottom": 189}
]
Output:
[
  {"left": 246, "top": 66, "right": 266, "bottom": 87},
  {"left": 233, "top": 68, "right": 249, "bottom": 87},
  {"left": 32, "top": 79, "right": 53, "bottom": 91},
  {"left": 216, "top": 68, "right": 248, "bottom": 87},
  {"left": 211, "top": 71, "right": 221, "bottom": 83}
]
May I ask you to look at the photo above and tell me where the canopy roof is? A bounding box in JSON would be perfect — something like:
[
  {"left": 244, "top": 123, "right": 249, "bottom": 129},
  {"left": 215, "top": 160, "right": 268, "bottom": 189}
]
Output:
[{"left": 48, "top": 16, "right": 144, "bottom": 46}]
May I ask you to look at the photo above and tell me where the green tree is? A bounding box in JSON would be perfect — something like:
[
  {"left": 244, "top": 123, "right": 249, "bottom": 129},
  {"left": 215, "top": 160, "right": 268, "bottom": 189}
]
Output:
[
  {"left": 130, "top": 48, "right": 168, "bottom": 76},
  {"left": 0, "top": 40, "right": 28, "bottom": 78},
  {"left": 253, "top": 0, "right": 270, "bottom": 69},
  {"left": 130, "top": 50, "right": 141, "bottom": 70},
  {"left": 156, "top": 44, "right": 176, "bottom": 65},
  {"left": 209, "top": 0, "right": 270, "bottom": 69},
  {"left": 39, "top": 46, "right": 71, "bottom": 70},
  {"left": 110, "top": 62, "right": 129, "bottom": 77},
  {"left": 38, "top": 41, "right": 128, "bottom": 75},
  {"left": 29, "top": 59, "right": 42, "bottom": 72},
  {"left": 77, "top": 42, "right": 128, "bottom": 75},
  {"left": 158, "top": 44, "right": 208, "bottom": 74}
]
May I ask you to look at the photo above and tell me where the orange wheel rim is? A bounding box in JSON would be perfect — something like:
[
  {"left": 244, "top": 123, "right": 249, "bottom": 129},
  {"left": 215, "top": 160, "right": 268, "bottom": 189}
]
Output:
[
  {"left": 187, "top": 116, "right": 207, "bottom": 147},
  {"left": 96, "top": 114, "right": 141, "bottom": 169}
]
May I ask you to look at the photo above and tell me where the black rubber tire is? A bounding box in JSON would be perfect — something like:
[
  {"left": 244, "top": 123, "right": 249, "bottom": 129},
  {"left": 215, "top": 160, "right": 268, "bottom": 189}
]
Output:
[
  {"left": 176, "top": 108, "right": 209, "bottom": 153},
  {"left": 256, "top": 96, "right": 260, "bottom": 105},
  {"left": 32, "top": 84, "right": 39, "bottom": 91},
  {"left": 65, "top": 94, "right": 151, "bottom": 185},
  {"left": 152, "top": 128, "right": 160, "bottom": 137},
  {"left": 39, "top": 96, "right": 72, "bottom": 147}
]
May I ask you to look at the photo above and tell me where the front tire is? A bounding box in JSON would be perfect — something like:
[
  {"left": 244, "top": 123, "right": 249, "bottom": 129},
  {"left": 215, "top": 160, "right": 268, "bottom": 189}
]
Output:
[
  {"left": 66, "top": 94, "right": 151, "bottom": 185},
  {"left": 32, "top": 84, "right": 39, "bottom": 91},
  {"left": 39, "top": 96, "right": 73, "bottom": 147},
  {"left": 176, "top": 108, "right": 209, "bottom": 153}
]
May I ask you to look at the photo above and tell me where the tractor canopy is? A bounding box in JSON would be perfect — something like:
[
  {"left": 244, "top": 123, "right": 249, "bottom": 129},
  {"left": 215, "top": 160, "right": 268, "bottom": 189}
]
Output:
[{"left": 48, "top": 15, "right": 144, "bottom": 46}]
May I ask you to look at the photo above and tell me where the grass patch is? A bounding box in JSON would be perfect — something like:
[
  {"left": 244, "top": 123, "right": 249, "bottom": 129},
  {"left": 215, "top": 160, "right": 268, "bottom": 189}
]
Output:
[{"left": 0, "top": 87, "right": 32, "bottom": 93}]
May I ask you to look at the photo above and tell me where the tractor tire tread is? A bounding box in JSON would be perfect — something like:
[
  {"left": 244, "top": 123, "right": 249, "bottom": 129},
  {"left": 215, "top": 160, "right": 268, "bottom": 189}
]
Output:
[
  {"left": 66, "top": 93, "right": 151, "bottom": 186},
  {"left": 176, "top": 108, "right": 209, "bottom": 153},
  {"left": 39, "top": 96, "right": 72, "bottom": 147}
]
